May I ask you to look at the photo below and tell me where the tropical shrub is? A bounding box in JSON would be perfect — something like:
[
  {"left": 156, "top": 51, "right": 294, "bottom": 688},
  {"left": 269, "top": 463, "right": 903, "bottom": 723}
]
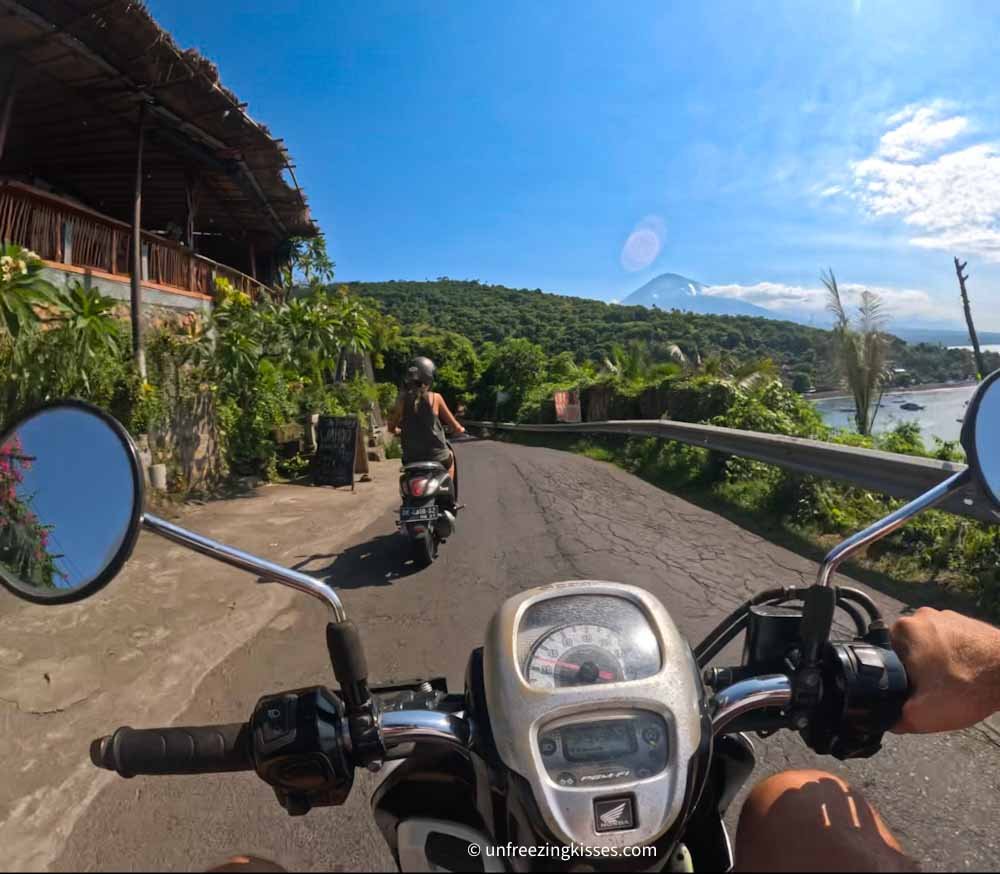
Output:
[{"left": 0, "top": 435, "right": 65, "bottom": 589}]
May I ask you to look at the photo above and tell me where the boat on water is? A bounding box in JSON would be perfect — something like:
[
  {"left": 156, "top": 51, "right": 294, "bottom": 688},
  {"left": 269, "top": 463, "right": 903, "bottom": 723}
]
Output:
[{"left": 901, "top": 402, "right": 925, "bottom": 411}]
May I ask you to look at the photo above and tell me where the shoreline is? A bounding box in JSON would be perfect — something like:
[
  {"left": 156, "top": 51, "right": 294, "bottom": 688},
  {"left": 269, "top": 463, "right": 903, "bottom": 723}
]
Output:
[{"left": 807, "top": 380, "right": 977, "bottom": 402}]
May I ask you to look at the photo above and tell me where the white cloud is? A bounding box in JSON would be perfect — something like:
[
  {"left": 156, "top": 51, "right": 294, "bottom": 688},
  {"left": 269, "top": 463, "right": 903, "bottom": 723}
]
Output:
[
  {"left": 850, "top": 102, "right": 1000, "bottom": 261},
  {"left": 878, "top": 106, "right": 968, "bottom": 162},
  {"left": 819, "top": 185, "right": 843, "bottom": 198},
  {"left": 702, "top": 281, "right": 955, "bottom": 323}
]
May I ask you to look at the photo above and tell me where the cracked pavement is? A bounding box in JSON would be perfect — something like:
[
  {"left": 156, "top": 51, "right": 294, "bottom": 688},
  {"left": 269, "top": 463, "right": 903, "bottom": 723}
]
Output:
[{"left": 7, "top": 440, "right": 999, "bottom": 870}]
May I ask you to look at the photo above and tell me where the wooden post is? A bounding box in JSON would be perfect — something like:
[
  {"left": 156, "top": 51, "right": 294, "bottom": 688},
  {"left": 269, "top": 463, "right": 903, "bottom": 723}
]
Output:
[
  {"left": 111, "top": 229, "right": 118, "bottom": 274},
  {"left": 184, "top": 171, "right": 200, "bottom": 292},
  {"left": 954, "top": 256, "right": 985, "bottom": 379},
  {"left": 248, "top": 240, "right": 257, "bottom": 279},
  {"left": 0, "top": 58, "right": 17, "bottom": 162},
  {"left": 131, "top": 102, "right": 148, "bottom": 379}
]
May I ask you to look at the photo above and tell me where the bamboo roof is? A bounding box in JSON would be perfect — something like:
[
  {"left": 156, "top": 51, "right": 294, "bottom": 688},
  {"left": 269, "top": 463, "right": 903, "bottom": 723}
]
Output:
[{"left": 0, "top": 0, "right": 319, "bottom": 252}]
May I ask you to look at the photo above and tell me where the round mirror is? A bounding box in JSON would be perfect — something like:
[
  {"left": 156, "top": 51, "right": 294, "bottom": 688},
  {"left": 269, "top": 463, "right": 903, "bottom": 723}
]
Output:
[
  {"left": 0, "top": 401, "right": 143, "bottom": 604},
  {"left": 961, "top": 369, "right": 1000, "bottom": 508}
]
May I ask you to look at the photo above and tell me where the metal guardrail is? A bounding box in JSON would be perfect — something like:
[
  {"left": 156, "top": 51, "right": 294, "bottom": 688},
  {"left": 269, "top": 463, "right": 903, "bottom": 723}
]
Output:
[{"left": 464, "top": 419, "right": 998, "bottom": 524}]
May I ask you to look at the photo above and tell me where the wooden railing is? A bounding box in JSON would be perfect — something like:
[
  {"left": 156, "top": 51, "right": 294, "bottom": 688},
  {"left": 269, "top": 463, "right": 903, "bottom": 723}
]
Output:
[{"left": 0, "top": 180, "right": 274, "bottom": 301}]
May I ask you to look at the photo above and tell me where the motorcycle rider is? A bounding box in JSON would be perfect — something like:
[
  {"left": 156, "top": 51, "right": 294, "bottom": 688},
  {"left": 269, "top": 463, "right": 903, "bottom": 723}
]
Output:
[
  {"left": 736, "top": 607, "right": 1000, "bottom": 872},
  {"left": 386, "top": 356, "right": 465, "bottom": 483}
]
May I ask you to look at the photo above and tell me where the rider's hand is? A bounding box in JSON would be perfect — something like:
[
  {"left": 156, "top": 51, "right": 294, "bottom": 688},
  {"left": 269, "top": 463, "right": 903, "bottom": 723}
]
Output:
[{"left": 890, "top": 607, "right": 1000, "bottom": 733}]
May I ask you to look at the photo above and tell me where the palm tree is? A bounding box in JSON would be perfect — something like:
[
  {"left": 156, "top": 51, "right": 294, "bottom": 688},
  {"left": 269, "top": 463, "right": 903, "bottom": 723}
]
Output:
[
  {"left": 822, "top": 269, "right": 889, "bottom": 436},
  {"left": 601, "top": 340, "right": 682, "bottom": 383}
]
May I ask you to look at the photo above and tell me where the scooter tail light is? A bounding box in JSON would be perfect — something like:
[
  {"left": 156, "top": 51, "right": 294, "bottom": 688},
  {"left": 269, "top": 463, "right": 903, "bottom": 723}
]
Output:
[{"left": 409, "top": 477, "right": 429, "bottom": 497}]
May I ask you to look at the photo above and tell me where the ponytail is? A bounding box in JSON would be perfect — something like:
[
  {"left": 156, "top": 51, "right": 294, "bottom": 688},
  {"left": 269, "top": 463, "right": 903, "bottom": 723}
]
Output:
[{"left": 404, "top": 381, "right": 430, "bottom": 414}]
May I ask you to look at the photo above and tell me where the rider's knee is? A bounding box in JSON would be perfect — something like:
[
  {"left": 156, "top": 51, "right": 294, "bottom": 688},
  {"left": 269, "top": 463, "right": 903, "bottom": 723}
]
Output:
[
  {"left": 740, "top": 768, "right": 844, "bottom": 826},
  {"left": 735, "top": 769, "right": 917, "bottom": 872}
]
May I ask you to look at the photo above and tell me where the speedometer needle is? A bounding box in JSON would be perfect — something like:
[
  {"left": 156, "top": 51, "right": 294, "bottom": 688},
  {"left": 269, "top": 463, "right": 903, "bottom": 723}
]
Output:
[{"left": 533, "top": 657, "right": 616, "bottom": 681}]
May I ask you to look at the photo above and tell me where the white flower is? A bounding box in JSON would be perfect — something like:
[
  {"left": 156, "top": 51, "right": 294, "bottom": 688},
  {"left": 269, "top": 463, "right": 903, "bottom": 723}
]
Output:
[
  {"left": 24, "top": 249, "right": 39, "bottom": 262},
  {"left": 16, "top": 259, "right": 27, "bottom": 275}
]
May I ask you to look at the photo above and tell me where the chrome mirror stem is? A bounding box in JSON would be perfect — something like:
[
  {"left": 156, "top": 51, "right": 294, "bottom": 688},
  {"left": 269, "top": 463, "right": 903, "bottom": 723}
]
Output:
[
  {"left": 712, "top": 674, "right": 791, "bottom": 736},
  {"left": 142, "top": 513, "right": 346, "bottom": 622},
  {"left": 815, "top": 468, "right": 971, "bottom": 588}
]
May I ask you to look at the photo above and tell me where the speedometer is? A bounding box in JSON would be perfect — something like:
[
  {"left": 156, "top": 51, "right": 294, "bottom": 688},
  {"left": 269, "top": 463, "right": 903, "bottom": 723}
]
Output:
[{"left": 526, "top": 624, "right": 626, "bottom": 688}]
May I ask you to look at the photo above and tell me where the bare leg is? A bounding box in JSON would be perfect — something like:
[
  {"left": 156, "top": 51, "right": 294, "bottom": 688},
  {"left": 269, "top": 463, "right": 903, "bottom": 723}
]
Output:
[
  {"left": 207, "top": 856, "right": 286, "bottom": 873},
  {"left": 735, "top": 769, "right": 918, "bottom": 872}
]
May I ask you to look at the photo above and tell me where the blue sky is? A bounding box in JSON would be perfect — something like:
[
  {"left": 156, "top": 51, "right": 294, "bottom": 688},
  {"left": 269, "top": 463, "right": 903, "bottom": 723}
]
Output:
[
  {"left": 148, "top": 0, "right": 1000, "bottom": 328},
  {"left": 17, "top": 409, "right": 134, "bottom": 590}
]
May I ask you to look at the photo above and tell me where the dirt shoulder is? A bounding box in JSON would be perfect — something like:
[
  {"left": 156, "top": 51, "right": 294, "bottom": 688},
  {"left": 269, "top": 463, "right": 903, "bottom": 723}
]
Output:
[{"left": 0, "top": 463, "right": 400, "bottom": 872}]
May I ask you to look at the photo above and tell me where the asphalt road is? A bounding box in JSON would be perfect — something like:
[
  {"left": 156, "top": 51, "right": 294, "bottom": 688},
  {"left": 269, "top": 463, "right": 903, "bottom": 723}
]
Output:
[{"left": 55, "top": 439, "right": 1000, "bottom": 871}]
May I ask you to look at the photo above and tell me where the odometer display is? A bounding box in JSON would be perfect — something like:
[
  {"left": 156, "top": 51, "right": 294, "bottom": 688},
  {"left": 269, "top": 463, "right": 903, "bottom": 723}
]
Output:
[{"left": 561, "top": 720, "right": 637, "bottom": 762}]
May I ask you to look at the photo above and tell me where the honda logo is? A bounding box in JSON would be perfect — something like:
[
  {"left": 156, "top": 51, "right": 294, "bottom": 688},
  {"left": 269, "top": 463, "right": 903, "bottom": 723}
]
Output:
[{"left": 593, "top": 796, "right": 635, "bottom": 833}]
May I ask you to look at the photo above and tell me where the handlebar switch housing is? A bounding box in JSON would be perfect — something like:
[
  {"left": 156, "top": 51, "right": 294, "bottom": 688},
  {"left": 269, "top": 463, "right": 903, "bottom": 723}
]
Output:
[
  {"left": 802, "top": 643, "right": 908, "bottom": 760},
  {"left": 743, "top": 605, "right": 803, "bottom": 673},
  {"left": 251, "top": 686, "right": 354, "bottom": 815}
]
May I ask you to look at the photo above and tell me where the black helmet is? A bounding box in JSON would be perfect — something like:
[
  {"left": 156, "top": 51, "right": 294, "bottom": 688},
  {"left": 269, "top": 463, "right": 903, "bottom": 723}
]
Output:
[{"left": 405, "top": 356, "right": 436, "bottom": 387}]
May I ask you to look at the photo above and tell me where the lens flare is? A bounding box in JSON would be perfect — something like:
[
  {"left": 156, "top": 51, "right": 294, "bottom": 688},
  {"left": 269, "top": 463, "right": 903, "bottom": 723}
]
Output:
[{"left": 620, "top": 216, "right": 666, "bottom": 272}]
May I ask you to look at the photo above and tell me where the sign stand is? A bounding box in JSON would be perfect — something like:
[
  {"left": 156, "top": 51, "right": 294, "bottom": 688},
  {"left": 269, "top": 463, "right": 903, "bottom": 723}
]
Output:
[{"left": 312, "top": 416, "right": 360, "bottom": 490}]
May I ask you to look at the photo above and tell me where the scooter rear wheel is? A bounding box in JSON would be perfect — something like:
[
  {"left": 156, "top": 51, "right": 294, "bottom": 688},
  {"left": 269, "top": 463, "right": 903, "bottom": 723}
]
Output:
[{"left": 412, "top": 531, "right": 435, "bottom": 568}]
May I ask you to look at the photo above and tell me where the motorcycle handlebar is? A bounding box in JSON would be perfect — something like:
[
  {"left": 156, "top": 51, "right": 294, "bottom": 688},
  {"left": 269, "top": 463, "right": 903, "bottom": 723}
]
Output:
[{"left": 90, "top": 724, "right": 253, "bottom": 778}]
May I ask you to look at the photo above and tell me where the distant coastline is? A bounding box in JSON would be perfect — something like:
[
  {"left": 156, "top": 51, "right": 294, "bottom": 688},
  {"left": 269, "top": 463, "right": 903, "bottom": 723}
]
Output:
[{"left": 808, "top": 380, "right": 978, "bottom": 401}]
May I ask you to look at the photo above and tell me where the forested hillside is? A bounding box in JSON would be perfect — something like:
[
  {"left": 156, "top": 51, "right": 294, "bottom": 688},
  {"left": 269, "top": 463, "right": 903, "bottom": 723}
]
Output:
[{"left": 349, "top": 278, "right": 992, "bottom": 390}]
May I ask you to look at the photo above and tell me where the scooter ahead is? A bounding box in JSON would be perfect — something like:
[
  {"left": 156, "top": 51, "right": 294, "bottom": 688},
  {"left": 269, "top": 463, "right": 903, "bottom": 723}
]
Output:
[{"left": 2, "top": 373, "right": 999, "bottom": 871}]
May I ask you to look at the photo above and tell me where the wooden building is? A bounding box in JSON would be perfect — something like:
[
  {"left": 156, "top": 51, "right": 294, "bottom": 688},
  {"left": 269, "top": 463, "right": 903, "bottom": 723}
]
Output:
[{"left": 0, "top": 0, "right": 317, "bottom": 326}]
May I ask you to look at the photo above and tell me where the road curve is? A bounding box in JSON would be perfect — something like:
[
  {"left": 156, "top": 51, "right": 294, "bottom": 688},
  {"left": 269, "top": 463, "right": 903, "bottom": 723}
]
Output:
[{"left": 56, "top": 439, "right": 1000, "bottom": 871}]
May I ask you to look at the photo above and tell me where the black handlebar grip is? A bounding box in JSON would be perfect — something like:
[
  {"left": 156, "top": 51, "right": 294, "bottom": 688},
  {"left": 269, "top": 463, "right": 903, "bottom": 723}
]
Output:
[{"left": 90, "top": 724, "right": 253, "bottom": 778}]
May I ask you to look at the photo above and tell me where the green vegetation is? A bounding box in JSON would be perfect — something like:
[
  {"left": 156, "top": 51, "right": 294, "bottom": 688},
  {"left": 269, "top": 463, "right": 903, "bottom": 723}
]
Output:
[
  {"left": 501, "top": 415, "right": 998, "bottom": 617},
  {"left": 352, "top": 278, "right": 1000, "bottom": 391},
  {"left": 0, "top": 243, "right": 399, "bottom": 489},
  {"left": 0, "top": 433, "right": 65, "bottom": 589},
  {"left": 348, "top": 273, "right": 997, "bottom": 613}
]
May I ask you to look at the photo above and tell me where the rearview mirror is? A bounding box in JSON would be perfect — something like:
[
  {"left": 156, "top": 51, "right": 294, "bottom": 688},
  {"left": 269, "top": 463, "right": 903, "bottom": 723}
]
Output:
[
  {"left": 962, "top": 369, "right": 1000, "bottom": 509},
  {"left": 0, "top": 401, "right": 143, "bottom": 604}
]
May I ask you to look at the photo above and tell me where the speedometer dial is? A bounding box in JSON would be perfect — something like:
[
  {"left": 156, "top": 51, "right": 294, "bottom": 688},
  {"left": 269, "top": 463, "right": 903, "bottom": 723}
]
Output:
[{"left": 526, "top": 624, "right": 625, "bottom": 688}]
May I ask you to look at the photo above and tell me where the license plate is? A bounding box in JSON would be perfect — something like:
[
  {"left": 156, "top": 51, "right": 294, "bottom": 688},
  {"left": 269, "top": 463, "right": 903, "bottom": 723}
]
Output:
[{"left": 400, "top": 505, "right": 439, "bottom": 523}]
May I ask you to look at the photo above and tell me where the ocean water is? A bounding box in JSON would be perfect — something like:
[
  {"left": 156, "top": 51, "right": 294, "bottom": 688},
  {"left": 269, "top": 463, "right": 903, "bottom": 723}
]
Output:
[
  {"left": 811, "top": 385, "right": 976, "bottom": 444},
  {"left": 949, "top": 344, "right": 1000, "bottom": 353}
]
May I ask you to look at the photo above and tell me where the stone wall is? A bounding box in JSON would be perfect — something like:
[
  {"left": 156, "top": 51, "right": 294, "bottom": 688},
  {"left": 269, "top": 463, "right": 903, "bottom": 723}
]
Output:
[
  {"left": 149, "top": 391, "right": 225, "bottom": 492},
  {"left": 40, "top": 265, "right": 212, "bottom": 321}
]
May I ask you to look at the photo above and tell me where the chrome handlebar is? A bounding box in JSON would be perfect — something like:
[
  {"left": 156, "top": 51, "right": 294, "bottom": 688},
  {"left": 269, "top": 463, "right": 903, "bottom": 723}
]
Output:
[
  {"left": 710, "top": 674, "right": 792, "bottom": 736},
  {"left": 375, "top": 674, "right": 793, "bottom": 763},
  {"left": 380, "top": 709, "right": 472, "bottom": 758}
]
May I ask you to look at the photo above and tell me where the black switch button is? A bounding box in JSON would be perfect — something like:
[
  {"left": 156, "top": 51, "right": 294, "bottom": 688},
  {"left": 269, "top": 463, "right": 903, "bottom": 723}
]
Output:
[{"left": 256, "top": 694, "right": 297, "bottom": 750}]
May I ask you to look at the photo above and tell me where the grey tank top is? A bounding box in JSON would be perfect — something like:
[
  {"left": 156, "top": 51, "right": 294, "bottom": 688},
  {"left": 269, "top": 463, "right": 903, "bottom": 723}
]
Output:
[{"left": 401, "top": 391, "right": 450, "bottom": 464}]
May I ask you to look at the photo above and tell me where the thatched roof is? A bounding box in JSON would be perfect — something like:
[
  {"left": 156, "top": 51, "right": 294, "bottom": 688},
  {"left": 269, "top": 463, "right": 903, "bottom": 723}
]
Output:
[{"left": 0, "top": 0, "right": 319, "bottom": 253}]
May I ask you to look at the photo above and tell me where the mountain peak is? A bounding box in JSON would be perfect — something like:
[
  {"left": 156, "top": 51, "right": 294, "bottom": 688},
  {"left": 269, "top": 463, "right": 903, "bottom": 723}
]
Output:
[{"left": 622, "top": 273, "right": 772, "bottom": 319}]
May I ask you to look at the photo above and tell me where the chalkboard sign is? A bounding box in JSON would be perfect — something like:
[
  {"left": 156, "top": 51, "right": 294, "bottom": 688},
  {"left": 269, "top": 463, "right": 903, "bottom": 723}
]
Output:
[{"left": 312, "top": 416, "right": 359, "bottom": 489}]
